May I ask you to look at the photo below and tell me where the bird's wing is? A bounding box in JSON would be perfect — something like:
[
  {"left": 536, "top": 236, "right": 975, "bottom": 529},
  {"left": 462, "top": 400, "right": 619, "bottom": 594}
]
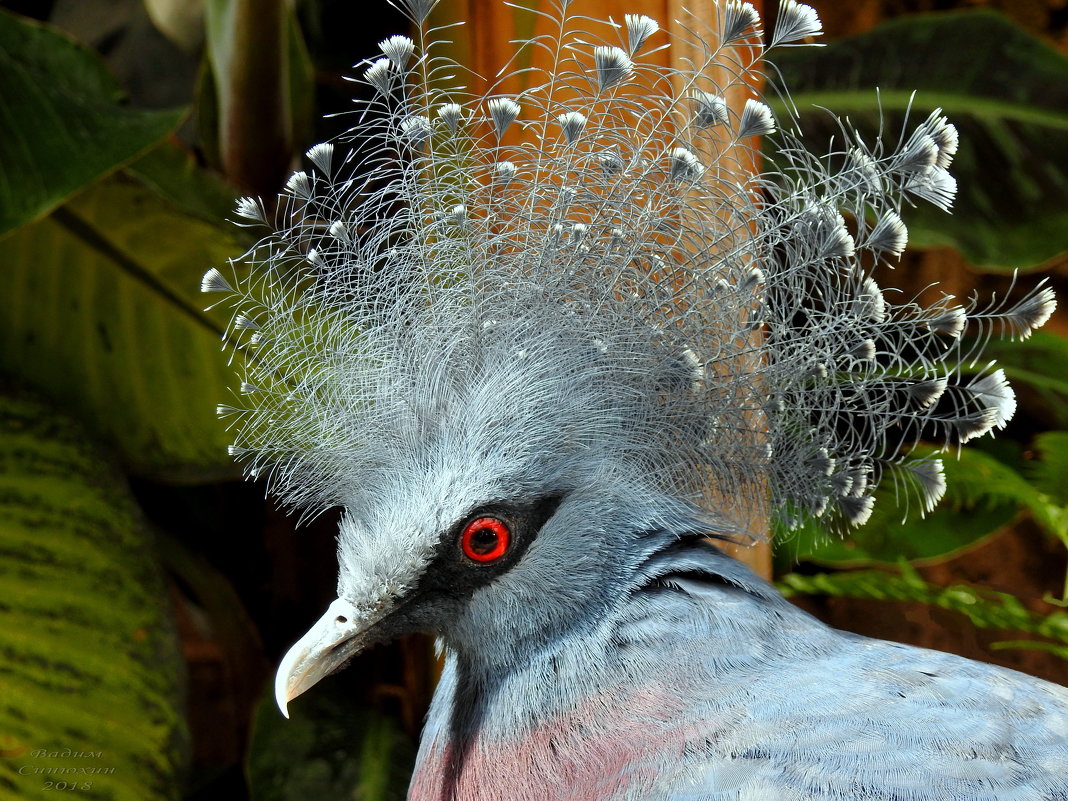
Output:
[{"left": 667, "top": 634, "right": 1068, "bottom": 799}]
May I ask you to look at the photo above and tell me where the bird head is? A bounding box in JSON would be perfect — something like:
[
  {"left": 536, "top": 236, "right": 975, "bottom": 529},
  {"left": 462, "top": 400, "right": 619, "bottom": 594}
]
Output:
[
  {"left": 269, "top": 314, "right": 724, "bottom": 716},
  {"left": 201, "top": 0, "right": 1054, "bottom": 722}
]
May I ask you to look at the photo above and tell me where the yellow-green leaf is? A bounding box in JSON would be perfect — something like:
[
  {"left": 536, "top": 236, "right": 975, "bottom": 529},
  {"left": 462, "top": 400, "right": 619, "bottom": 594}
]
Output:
[
  {"left": 0, "top": 390, "right": 188, "bottom": 800},
  {"left": 0, "top": 169, "right": 245, "bottom": 480}
]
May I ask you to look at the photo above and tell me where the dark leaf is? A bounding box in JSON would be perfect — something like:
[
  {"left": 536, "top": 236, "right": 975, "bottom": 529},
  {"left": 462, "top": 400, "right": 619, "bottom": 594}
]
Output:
[
  {"left": 0, "top": 389, "right": 188, "bottom": 800},
  {"left": 247, "top": 672, "right": 415, "bottom": 801},
  {"left": 0, "top": 166, "right": 245, "bottom": 480},
  {"left": 0, "top": 10, "right": 183, "bottom": 236},
  {"left": 771, "top": 10, "right": 1068, "bottom": 270},
  {"left": 779, "top": 565, "right": 1068, "bottom": 660}
]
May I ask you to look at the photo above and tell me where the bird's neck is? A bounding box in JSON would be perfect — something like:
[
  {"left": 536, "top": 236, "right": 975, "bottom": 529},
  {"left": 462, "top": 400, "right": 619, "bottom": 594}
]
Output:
[
  {"left": 408, "top": 540, "right": 820, "bottom": 801},
  {"left": 410, "top": 674, "right": 698, "bottom": 801}
]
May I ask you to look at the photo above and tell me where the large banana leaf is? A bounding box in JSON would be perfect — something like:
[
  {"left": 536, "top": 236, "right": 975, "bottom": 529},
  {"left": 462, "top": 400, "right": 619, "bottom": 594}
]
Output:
[
  {"left": 0, "top": 10, "right": 183, "bottom": 237},
  {"left": 772, "top": 10, "right": 1068, "bottom": 270},
  {"left": 0, "top": 390, "right": 188, "bottom": 801},
  {"left": 0, "top": 161, "right": 245, "bottom": 481}
]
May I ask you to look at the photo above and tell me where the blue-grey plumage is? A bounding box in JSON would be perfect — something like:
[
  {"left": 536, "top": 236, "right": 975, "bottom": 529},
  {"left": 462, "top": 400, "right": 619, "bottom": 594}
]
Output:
[
  {"left": 206, "top": 0, "right": 1068, "bottom": 797},
  {"left": 284, "top": 482, "right": 1068, "bottom": 799},
  {"left": 410, "top": 538, "right": 1068, "bottom": 799}
]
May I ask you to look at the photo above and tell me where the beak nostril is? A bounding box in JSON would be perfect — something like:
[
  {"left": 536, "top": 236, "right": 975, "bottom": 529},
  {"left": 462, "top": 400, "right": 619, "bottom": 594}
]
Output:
[{"left": 336, "top": 616, "right": 348, "bottom": 624}]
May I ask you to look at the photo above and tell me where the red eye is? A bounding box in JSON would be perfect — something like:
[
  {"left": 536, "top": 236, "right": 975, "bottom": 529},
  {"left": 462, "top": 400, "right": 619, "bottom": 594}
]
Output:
[{"left": 460, "top": 516, "right": 511, "bottom": 562}]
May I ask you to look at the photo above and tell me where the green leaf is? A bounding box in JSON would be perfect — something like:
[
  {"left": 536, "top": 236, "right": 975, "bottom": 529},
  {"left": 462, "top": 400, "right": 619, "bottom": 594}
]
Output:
[
  {"left": 1030, "top": 431, "right": 1068, "bottom": 507},
  {"left": 780, "top": 447, "right": 1021, "bottom": 567},
  {"left": 124, "top": 142, "right": 239, "bottom": 225},
  {"left": 284, "top": 8, "right": 315, "bottom": 156},
  {"left": 0, "top": 167, "right": 245, "bottom": 481},
  {"left": 981, "top": 332, "right": 1068, "bottom": 427},
  {"left": 778, "top": 565, "right": 1068, "bottom": 660},
  {"left": 247, "top": 673, "right": 415, "bottom": 801},
  {"left": 144, "top": 0, "right": 207, "bottom": 50},
  {"left": 771, "top": 10, "right": 1068, "bottom": 270},
  {"left": 0, "top": 10, "right": 184, "bottom": 237},
  {"left": 780, "top": 437, "right": 1068, "bottom": 569},
  {"left": 0, "top": 390, "right": 188, "bottom": 800}
]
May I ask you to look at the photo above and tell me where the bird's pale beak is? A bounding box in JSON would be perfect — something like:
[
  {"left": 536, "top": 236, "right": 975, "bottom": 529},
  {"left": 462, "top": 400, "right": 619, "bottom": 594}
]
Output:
[{"left": 274, "top": 597, "right": 386, "bottom": 718}]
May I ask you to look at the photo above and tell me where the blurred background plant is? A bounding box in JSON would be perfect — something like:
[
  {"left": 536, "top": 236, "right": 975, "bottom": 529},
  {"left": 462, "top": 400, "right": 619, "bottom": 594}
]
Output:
[{"left": 0, "top": 1, "right": 1065, "bottom": 799}]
